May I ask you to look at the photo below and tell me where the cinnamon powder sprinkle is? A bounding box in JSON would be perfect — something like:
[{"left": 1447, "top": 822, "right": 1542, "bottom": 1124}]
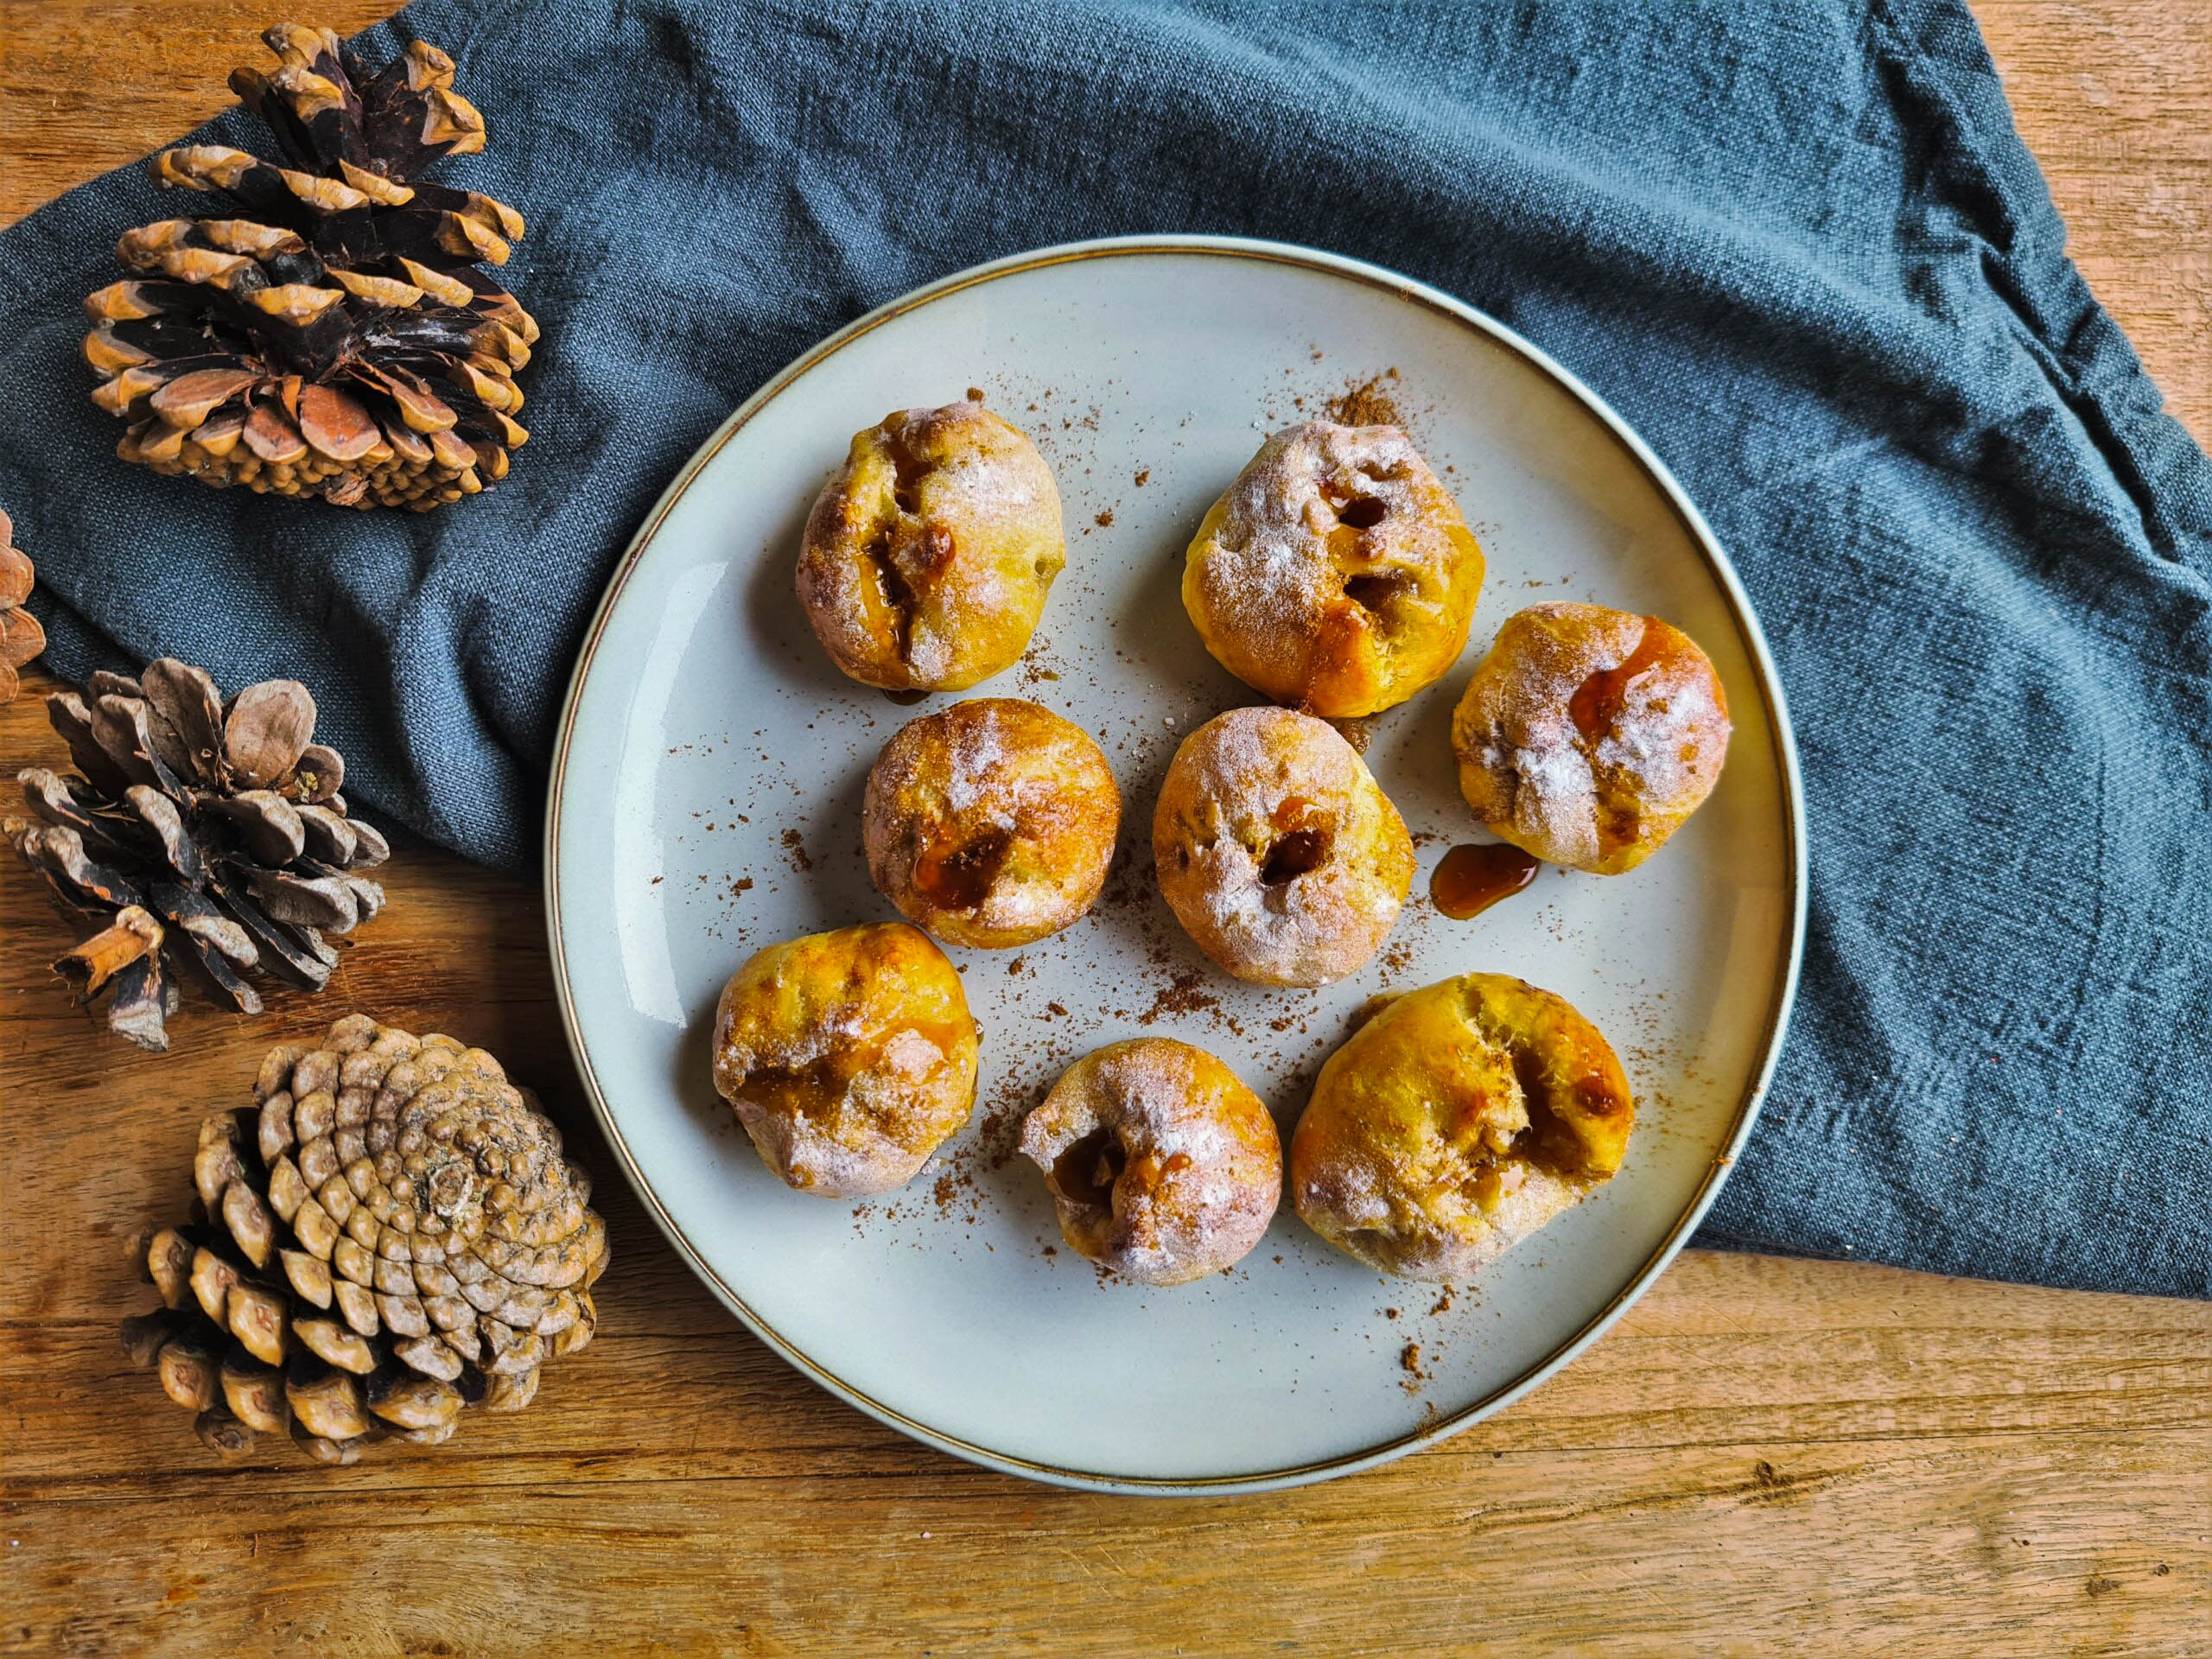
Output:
[
  {"left": 1400, "top": 1341, "right": 1432, "bottom": 1393},
  {"left": 1140, "top": 969, "right": 1219, "bottom": 1024},
  {"left": 1324, "top": 368, "right": 1404, "bottom": 428}
]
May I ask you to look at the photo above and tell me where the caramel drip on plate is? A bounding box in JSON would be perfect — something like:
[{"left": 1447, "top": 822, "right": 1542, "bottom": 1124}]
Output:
[{"left": 1429, "top": 842, "right": 1541, "bottom": 919}]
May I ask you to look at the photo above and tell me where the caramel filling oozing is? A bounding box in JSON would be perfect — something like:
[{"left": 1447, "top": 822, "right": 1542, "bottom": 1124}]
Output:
[{"left": 913, "top": 824, "right": 1014, "bottom": 911}]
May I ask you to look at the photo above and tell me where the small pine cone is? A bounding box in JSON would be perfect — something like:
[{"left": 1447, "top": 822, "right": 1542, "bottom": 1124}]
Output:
[
  {"left": 6, "top": 657, "right": 389, "bottom": 1049},
  {"left": 0, "top": 509, "right": 42, "bottom": 702},
  {"left": 126, "top": 1015, "right": 610, "bottom": 1462},
  {"left": 85, "top": 25, "right": 536, "bottom": 512}
]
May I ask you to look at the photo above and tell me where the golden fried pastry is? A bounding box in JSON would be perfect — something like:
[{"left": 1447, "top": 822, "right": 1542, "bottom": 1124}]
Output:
[
  {"left": 1291, "top": 974, "right": 1634, "bottom": 1281},
  {"left": 1153, "top": 706, "right": 1413, "bottom": 988},
  {"left": 864, "top": 697, "right": 1120, "bottom": 949},
  {"left": 1182, "top": 420, "right": 1483, "bottom": 717},
  {"left": 1021, "top": 1039, "right": 1281, "bottom": 1286},
  {"left": 1450, "top": 602, "right": 1731, "bottom": 875},
  {"left": 710, "top": 923, "right": 978, "bottom": 1198},
  {"left": 796, "top": 397, "right": 1064, "bottom": 691}
]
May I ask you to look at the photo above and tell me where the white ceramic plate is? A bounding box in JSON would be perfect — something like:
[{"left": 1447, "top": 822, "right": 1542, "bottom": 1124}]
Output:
[{"left": 546, "top": 236, "right": 1806, "bottom": 1494}]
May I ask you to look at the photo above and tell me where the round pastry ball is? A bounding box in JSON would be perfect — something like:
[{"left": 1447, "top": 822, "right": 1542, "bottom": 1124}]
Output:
[
  {"left": 1450, "top": 602, "right": 1731, "bottom": 875},
  {"left": 1291, "top": 974, "right": 1634, "bottom": 1281},
  {"left": 864, "top": 698, "right": 1120, "bottom": 950},
  {"left": 1020, "top": 1039, "right": 1281, "bottom": 1286},
  {"left": 710, "top": 922, "right": 979, "bottom": 1198},
  {"left": 1153, "top": 705, "right": 1413, "bottom": 988},
  {"left": 1182, "top": 420, "right": 1483, "bottom": 717},
  {"left": 796, "top": 397, "right": 1064, "bottom": 691}
]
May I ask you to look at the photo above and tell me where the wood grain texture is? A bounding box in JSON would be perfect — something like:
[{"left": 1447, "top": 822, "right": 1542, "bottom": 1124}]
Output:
[
  {"left": 1974, "top": 1, "right": 2211, "bottom": 441},
  {"left": 1, "top": 3, "right": 2207, "bottom": 1655}
]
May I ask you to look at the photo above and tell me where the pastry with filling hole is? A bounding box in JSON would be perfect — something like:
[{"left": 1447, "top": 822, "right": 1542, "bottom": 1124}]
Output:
[
  {"left": 1020, "top": 1039, "right": 1281, "bottom": 1286},
  {"left": 710, "top": 923, "right": 979, "bottom": 1198},
  {"left": 1450, "top": 602, "right": 1730, "bottom": 875},
  {"left": 864, "top": 697, "right": 1120, "bottom": 949},
  {"left": 1182, "top": 420, "right": 1483, "bottom": 717},
  {"left": 796, "top": 396, "right": 1064, "bottom": 691},
  {"left": 1153, "top": 705, "right": 1413, "bottom": 988},
  {"left": 1290, "top": 973, "right": 1634, "bottom": 1281}
]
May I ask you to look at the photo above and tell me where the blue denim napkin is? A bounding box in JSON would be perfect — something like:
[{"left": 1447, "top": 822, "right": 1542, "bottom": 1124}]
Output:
[{"left": 2, "top": 0, "right": 2205, "bottom": 1295}]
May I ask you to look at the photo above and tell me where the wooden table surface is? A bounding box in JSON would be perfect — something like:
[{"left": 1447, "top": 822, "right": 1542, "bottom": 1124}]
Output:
[{"left": 2, "top": 3, "right": 2206, "bottom": 1654}]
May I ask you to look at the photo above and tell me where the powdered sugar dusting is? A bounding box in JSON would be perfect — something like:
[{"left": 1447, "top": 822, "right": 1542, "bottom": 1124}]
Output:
[
  {"left": 917, "top": 401, "right": 1051, "bottom": 524},
  {"left": 1154, "top": 706, "right": 1411, "bottom": 987},
  {"left": 940, "top": 703, "right": 1007, "bottom": 815},
  {"left": 711, "top": 927, "right": 976, "bottom": 1198},
  {"left": 1020, "top": 1039, "right": 1281, "bottom": 1286},
  {"left": 1185, "top": 420, "right": 1477, "bottom": 712},
  {"left": 1452, "top": 603, "right": 1731, "bottom": 874},
  {"left": 795, "top": 399, "right": 1064, "bottom": 690},
  {"left": 864, "top": 698, "right": 1121, "bottom": 945},
  {"left": 1290, "top": 976, "right": 1624, "bottom": 1281}
]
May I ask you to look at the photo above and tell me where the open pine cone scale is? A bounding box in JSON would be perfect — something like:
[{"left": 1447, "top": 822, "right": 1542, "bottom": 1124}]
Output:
[
  {"left": 86, "top": 25, "right": 537, "bottom": 511},
  {"left": 0, "top": 509, "right": 41, "bottom": 702},
  {"left": 6, "top": 658, "right": 388, "bottom": 1049}
]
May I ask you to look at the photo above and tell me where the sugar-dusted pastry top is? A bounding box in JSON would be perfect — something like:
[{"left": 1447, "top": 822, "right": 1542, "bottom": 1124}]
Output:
[
  {"left": 1182, "top": 420, "right": 1483, "bottom": 717},
  {"left": 1154, "top": 704, "right": 1413, "bottom": 988},
  {"left": 1451, "top": 602, "right": 1731, "bottom": 875},
  {"left": 1291, "top": 973, "right": 1634, "bottom": 1281},
  {"left": 710, "top": 923, "right": 978, "bottom": 1198},
  {"left": 865, "top": 697, "right": 1120, "bottom": 950},
  {"left": 1021, "top": 1038, "right": 1281, "bottom": 1287},
  {"left": 797, "top": 397, "right": 1063, "bottom": 691}
]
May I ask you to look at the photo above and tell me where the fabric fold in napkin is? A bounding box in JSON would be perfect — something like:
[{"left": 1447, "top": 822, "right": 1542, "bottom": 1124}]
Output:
[{"left": 0, "top": 0, "right": 2205, "bottom": 1296}]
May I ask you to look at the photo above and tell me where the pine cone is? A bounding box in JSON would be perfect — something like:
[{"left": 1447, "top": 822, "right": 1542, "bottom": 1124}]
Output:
[
  {"left": 84, "top": 24, "right": 537, "bottom": 512},
  {"left": 123, "top": 1015, "right": 609, "bottom": 1463},
  {"left": 3, "top": 658, "right": 388, "bottom": 1050},
  {"left": 0, "top": 509, "right": 41, "bottom": 702}
]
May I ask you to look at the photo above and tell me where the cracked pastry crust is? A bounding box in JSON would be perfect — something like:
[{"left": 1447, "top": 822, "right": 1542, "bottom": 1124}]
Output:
[
  {"left": 1181, "top": 420, "right": 1484, "bottom": 717},
  {"left": 1020, "top": 1039, "right": 1282, "bottom": 1286},
  {"left": 1153, "top": 705, "right": 1413, "bottom": 988},
  {"left": 1290, "top": 974, "right": 1634, "bottom": 1281},
  {"left": 710, "top": 923, "right": 979, "bottom": 1198},
  {"left": 796, "top": 397, "right": 1064, "bottom": 691},
  {"left": 1450, "top": 602, "right": 1731, "bottom": 876},
  {"left": 864, "top": 697, "right": 1121, "bottom": 950}
]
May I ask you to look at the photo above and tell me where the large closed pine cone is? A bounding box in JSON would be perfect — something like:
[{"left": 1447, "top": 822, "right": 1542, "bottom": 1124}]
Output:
[
  {"left": 4, "top": 657, "right": 387, "bottom": 1050},
  {"left": 124, "top": 1015, "right": 609, "bottom": 1464},
  {"left": 85, "top": 24, "right": 537, "bottom": 511},
  {"left": 0, "top": 509, "right": 41, "bottom": 702}
]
